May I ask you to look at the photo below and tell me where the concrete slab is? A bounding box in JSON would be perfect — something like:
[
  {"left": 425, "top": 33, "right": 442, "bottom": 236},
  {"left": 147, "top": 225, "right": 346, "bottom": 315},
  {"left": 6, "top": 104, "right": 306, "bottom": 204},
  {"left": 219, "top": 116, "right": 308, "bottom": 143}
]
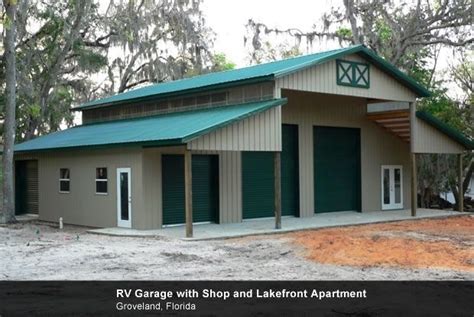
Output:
[
  {"left": 88, "top": 209, "right": 471, "bottom": 241},
  {"left": 15, "top": 214, "right": 39, "bottom": 222}
]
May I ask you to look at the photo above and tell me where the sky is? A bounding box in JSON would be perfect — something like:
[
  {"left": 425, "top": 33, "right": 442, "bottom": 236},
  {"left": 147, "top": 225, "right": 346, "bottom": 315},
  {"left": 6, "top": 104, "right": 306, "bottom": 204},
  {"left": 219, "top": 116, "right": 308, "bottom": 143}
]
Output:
[{"left": 202, "top": 0, "right": 338, "bottom": 67}]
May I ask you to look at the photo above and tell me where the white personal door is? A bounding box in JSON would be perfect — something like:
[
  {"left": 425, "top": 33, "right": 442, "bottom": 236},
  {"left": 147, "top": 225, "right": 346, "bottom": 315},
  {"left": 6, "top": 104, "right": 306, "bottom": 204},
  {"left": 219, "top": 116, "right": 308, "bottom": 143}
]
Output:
[
  {"left": 381, "top": 165, "right": 403, "bottom": 210},
  {"left": 117, "top": 168, "right": 132, "bottom": 228}
]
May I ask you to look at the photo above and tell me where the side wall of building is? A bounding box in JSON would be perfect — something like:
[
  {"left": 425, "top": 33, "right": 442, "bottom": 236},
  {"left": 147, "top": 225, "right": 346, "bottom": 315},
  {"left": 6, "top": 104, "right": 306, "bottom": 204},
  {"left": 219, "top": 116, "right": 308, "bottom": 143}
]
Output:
[
  {"left": 413, "top": 118, "right": 465, "bottom": 154},
  {"left": 20, "top": 148, "right": 144, "bottom": 228},
  {"left": 281, "top": 90, "right": 412, "bottom": 216}
]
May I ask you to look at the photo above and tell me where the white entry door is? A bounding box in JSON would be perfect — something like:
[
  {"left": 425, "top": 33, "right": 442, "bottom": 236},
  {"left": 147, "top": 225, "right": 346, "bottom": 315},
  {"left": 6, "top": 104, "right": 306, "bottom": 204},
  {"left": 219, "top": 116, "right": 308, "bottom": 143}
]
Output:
[
  {"left": 117, "top": 168, "right": 132, "bottom": 228},
  {"left": 381, "top": 165, "right": 403, "bottom": 210}
]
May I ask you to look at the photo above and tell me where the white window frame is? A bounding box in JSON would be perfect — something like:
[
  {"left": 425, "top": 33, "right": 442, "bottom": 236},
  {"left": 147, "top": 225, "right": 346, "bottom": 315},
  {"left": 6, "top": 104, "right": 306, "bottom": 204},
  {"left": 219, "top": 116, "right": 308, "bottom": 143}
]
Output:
[
  {"left": 95, "top": 167, "right": 108, "bottom": 195},
  {"left": 59, "top": 168, "right": 70, "bottom": 194}
]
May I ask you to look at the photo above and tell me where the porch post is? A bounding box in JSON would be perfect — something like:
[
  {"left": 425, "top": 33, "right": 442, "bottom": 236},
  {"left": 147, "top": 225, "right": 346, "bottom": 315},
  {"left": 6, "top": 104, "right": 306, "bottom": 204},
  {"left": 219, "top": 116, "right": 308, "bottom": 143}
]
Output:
[
  {"left": 274, "top": 151, "right": 282, "bottom": 229},
  {"left": 409, "top": 101, "right": 417, "bottom": 217},
  {"left": 458, "top": 153, "right": 464, "bottom": 212},
  {"left": 184, "top": 149, "right": 193, "bottom": 238},
  {"left": 411, "top": 153, "right": 417, "bottom": 217}
]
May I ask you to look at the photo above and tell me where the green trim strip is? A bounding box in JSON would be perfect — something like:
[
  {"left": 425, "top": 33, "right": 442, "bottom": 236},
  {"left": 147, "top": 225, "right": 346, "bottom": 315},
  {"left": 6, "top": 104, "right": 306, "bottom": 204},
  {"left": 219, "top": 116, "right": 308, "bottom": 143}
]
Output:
[{"left": 416, "top": 111, "right": 474, "bottom": 150}]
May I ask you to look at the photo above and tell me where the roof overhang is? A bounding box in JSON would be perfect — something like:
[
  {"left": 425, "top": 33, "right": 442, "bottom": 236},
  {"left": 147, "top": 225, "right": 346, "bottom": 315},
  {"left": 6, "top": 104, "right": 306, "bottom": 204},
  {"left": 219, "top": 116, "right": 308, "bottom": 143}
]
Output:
[{"left": 14, "top": 98, "right": 287, "bottom": 154}]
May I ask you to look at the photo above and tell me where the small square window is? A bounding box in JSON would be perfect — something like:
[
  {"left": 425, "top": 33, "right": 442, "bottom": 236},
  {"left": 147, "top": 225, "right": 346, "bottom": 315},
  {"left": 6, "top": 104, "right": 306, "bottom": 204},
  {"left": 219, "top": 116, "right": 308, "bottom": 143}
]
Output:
[
  {"left": 59, "top": 168, "right": 70, "bottom": 193},
  {"left": 96, "top": 167, "right": 108, "bottom": 194}
]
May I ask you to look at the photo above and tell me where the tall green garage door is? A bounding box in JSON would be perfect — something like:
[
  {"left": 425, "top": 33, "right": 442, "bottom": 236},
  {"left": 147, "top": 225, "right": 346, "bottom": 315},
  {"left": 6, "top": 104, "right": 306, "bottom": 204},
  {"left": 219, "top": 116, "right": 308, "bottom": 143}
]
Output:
[
  {"left": 314, "top": 126, "right": 361, "bottom": 213},
  {"left": 162, "top": 154, "right": 219, "bottom": 225},
  {"left": 242, "top": 124, "right": 299, "bottom": 219}
]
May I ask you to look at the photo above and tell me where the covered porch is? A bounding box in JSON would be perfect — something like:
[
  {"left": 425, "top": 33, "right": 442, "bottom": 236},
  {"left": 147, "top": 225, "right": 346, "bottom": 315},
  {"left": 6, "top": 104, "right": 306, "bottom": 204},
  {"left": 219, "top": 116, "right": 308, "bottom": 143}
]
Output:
[{"left": 88, "top": 208, "right": 464, "bottom": 240}]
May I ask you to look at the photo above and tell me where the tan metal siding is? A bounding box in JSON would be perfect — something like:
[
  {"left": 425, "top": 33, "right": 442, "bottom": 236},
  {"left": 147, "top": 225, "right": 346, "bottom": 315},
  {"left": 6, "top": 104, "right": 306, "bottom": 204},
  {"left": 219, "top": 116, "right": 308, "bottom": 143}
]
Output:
[
  {"left": 276, "top": 54, "right": 417, "bottom": 102},
  {"left": 33, "top": 148, "right": 144, "bottom": 228},
  {"left": 413, "top": 118, "right": 464, "bottom": 154},
  {"left": 282, "top": 90, "right": 412, "bottom": 216},
  {"left": 218, "top": 151, "right": 242, "bottom": 223},
  {"left": 142, "top": 146, "right": 242, "bottom": 226},
  {"left": 187, "top": 106, "right": 282, "bottom": 151}
]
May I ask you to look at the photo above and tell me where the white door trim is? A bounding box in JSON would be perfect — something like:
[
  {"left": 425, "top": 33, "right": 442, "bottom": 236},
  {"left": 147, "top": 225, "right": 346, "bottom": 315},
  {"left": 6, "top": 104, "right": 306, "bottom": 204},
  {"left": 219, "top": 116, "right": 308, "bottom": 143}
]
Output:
[
  {"left": 117, "top": 168, "right": 132, "bottom": 228},
  {"left": 381, "top": 165, "right": 403, "bottom": 210}
]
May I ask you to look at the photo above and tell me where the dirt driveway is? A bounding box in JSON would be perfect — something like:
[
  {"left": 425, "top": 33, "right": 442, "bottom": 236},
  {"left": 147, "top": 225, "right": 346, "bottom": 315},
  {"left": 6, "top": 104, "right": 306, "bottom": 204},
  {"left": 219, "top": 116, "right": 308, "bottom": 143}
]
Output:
[{"left": 1, "top": 215, "right": 472, "bottom": 280}]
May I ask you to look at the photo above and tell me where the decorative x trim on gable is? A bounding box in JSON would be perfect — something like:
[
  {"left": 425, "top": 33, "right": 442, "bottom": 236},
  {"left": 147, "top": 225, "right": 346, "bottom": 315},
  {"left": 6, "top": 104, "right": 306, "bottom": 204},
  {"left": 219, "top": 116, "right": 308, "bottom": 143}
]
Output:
[{"left": 336, "top": 59, "right": 370, "bottom": 88}]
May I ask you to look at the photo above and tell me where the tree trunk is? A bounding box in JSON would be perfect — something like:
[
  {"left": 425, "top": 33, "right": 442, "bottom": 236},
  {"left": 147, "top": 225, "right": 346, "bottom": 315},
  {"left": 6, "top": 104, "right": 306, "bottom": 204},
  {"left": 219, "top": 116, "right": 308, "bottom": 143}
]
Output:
[
  {"left": 1, "top": 0, "right": 18, "bottom": 224},
  {"left": 451, "top": 158, "right": 473, "bottom": 211}
]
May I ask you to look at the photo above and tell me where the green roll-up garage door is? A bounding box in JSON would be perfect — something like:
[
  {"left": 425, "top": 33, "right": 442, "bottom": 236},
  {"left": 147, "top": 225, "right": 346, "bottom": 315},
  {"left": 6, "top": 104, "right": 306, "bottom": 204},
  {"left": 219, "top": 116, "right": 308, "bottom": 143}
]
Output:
[
  {"left": 162, "top": 154, "right": 219, "bottom": 225},
  {"left": 242, "top": 125, "right": 300, "bottom": 219},
  {"left": 242, "top": 152, "right": 275, "bottom": 219},
  {"left": 314, "top": 126, "right": 361, "bottom": 213},
  {"left": 282, "top": 124, "right": 299, "bottom": 216},
  {"left": 15, "top": 160, "right": 39, "bottom": 215}
]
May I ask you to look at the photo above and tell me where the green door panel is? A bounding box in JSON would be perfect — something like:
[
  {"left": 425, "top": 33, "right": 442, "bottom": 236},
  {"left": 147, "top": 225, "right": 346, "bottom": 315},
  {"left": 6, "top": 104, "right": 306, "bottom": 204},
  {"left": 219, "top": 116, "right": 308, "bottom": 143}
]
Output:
[
  {"left": 314, "top": 126, "right": 361, "bottom": 213},
  {"left": 15, "top": 160, "right": 39, "bottom": 215},
  {"left": 162, "top": 154, "right": 219, "bottom": 225},
  {"left": 162, "top": 155, "right": 185, "bottom": 225},
  {"left": 242, "top": 152, "right": 275, "bottom": 219},
  {"left": 15, "top": 161, "right": 27, "bottom": 215},
  {"left": 282, "top": 124, "right": 299, "bottom": 216},
  {"left": 192, "top": 155, "right": 219, "bottom": 223}
]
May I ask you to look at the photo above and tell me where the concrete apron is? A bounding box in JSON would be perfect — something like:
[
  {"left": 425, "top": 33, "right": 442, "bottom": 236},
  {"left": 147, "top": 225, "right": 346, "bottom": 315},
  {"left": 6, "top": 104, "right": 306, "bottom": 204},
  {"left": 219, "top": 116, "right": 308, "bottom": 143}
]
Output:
[{"left": 87, "top": 209, "right": 471, "bottom": 241}]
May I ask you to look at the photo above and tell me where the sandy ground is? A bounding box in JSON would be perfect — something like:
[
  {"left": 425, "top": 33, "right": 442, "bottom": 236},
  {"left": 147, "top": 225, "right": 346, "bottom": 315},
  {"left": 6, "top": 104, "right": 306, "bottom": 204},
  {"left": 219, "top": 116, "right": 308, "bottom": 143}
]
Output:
[{"left": 1, "top": 216, "right": 473, "bottom": 280}]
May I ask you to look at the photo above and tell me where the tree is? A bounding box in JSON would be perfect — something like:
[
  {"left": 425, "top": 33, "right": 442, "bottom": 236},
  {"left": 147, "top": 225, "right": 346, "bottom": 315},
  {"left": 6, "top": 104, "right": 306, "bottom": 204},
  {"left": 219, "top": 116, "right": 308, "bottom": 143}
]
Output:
[
  {"left": 245, "top": 0, "right": 473, "bottom": 69},
  {"left": 1, "top": 0, "right": 17, "bottom": 223},
  {"left": 88, "top": 0, "right": 215, "bottom": 95},
  {"left": 1, "top": 0, "right": 217, "bottom": 142}
]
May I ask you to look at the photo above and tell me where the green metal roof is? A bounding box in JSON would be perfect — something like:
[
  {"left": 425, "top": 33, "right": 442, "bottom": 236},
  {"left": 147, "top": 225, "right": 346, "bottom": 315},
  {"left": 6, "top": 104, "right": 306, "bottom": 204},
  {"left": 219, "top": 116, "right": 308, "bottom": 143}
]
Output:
[
  {"left": 416, "top": 111, "right": 474, "bottom": 150},
  {"left": 75, "top": 45, "right": 431, "bottom": 111},
  {"left": 14, "top": 98, "right": 287, "bottom": 153}
]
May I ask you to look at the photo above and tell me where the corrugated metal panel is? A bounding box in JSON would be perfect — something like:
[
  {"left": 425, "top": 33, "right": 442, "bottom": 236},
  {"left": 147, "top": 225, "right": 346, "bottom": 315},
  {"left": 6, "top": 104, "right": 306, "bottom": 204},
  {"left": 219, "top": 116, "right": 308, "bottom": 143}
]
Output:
[
  {"left": 15, "top": 99, "right": 286, "bottom": 153},
  {"left": 413, "top": 118, "right": 465, "bottom": 154},
  {"left": 276, "top": 54, "right": 417, "bottom": 102},
  {"left": 187, "top": 106, "right": 282, "bottom": 151},
  {"left": 218, "top": 151, "right": 242, "bottom": 223},
  {"left": 281, "top": 90, "right": 412, "bottom": 216},
  {"left": 415, "top": 111, "right": 473, "bottom": 150},
  {"left": 83, "top": 82, "right": 275, "bottom": 124},
  {"left": 77, "top": 44, "right": 429, "bottom": 110}
]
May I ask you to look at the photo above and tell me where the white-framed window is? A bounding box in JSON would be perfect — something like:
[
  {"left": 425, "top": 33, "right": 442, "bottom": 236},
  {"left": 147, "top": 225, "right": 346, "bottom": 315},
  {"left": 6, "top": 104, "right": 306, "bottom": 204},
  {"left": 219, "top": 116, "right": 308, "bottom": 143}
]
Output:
[
  {"left": 59, "top": 168, "right": 70, "bottom": 193},
  {"left": 95, "top": 167, "right": 108, "bottom": 194}
]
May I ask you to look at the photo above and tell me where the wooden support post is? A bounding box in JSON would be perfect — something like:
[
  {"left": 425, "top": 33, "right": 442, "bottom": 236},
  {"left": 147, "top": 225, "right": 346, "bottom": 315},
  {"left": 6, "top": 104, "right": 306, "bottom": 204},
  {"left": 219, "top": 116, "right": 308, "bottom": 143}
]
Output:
[
  {"left": 274, "top": 151, "right": 282, "bottom": 229},
  {"left": 409, "top": 101, "right": 417, "bottom": 217},
  {"left": 411, "top": 153, "right": 417, "bottom": 217},
  {"left": 458, "top": 153, "right": 464, "bottom": 212},
  {"left": 184, "top": 149, "right": 193, "bottom": 238}
]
